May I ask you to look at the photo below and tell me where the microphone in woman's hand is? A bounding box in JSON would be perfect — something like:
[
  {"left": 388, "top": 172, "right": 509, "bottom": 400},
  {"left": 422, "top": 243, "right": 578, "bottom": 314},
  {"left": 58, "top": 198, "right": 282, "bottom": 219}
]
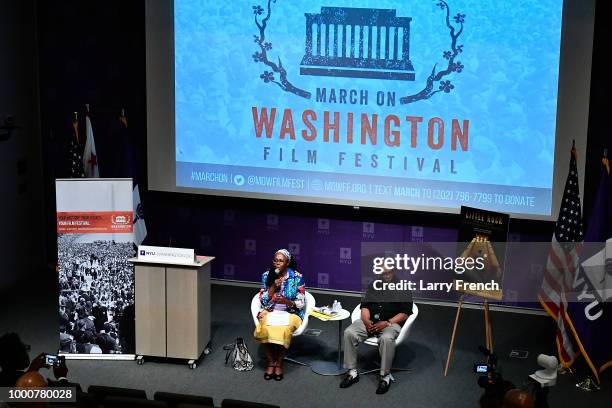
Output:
[{"left": 274, "top": 268, "right": 280, "bottom": 275}]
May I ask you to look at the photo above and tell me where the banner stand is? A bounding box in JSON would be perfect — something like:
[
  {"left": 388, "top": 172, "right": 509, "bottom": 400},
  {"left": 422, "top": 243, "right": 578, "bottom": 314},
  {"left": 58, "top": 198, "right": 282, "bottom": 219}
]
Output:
[{"left": 56, "top": 178, "right": 137, "bottom": 360}]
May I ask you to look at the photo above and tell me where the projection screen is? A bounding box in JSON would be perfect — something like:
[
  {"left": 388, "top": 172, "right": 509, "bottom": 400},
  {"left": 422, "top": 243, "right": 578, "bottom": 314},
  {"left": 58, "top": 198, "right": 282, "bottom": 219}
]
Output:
[{"left": 146, "top": 0, "right": 595, "bottom": 220}]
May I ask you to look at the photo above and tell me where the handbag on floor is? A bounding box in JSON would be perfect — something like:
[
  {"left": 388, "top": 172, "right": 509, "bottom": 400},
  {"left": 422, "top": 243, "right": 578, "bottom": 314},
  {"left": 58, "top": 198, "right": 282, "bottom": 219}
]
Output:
[{"left": 223, "top": 337, "right": 254, "bottom": 371}]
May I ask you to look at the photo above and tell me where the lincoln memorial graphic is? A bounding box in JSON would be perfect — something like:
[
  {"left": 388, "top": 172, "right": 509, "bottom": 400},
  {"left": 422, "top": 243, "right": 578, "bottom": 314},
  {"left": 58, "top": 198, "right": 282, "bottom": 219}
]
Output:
[{"left": 300, "top": 7, "right": 415, "bottom": 81}]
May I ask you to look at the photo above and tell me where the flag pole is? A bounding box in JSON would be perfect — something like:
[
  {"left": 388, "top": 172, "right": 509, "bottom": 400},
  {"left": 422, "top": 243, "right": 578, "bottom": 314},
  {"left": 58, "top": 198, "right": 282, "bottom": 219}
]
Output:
[
  {"left": 73, "top": 112, "right": 79, "bottom": 143},
  {"left": 120, "top": 108, "right": 128, "bottom": 128}
]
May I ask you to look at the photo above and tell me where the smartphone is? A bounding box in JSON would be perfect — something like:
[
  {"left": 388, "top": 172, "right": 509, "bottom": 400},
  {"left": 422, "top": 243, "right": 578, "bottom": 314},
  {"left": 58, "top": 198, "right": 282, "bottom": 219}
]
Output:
[
  {"left": 44, "top": 353, "right": 59, "bottom": 367},
  {"left": 473, "top": 363, "right": 489, "bottom": 373}
]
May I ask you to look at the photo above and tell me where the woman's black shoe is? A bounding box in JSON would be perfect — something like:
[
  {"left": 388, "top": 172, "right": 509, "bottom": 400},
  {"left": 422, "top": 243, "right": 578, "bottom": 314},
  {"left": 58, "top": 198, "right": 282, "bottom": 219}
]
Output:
[
  {"left": 264, "top": 366, "right": 275, "bottom": 380},
  {"left": 273, "top": 365, "right": 284, "bottom": 381}
]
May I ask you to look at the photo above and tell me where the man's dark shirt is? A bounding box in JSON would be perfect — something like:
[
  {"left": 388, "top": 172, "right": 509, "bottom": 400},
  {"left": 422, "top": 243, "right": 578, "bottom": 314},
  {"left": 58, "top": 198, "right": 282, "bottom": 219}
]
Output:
[{"left": 361, "top": 278, "right": 412, "bottom": 326}]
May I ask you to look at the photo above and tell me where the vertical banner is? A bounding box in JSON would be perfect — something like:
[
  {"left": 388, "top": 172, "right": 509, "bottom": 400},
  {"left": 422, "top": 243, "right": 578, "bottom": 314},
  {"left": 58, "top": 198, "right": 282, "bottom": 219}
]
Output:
[{"left": 56, "top": 179, "right": 135, "bottom": 358}]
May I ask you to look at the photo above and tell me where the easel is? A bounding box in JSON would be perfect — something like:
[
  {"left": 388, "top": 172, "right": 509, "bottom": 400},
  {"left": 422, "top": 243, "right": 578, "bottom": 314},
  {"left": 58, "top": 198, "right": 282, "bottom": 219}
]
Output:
[{"left": 443, "top": 293, "right": 495, "bottom": 376}]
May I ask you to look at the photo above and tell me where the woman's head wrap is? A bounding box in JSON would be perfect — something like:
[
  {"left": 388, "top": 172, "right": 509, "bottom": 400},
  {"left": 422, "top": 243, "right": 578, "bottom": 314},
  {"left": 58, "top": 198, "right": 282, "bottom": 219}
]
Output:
[{"left": 275, "top": 249, "right": 291, "bottom": 262}]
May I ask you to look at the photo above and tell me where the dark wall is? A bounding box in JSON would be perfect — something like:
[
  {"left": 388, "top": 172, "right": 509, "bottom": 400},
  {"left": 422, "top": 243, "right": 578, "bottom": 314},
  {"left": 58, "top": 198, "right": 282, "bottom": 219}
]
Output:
[
  {"left": 584, "top": 0, "right": 612, "bottom": 224},
  {"left": 37, "top": 0, "right": 147, "bottom": 260},
  {"left": 36, "top": 0, "right": 610, "bottom": 304},
  {"left": 0, "top": 0, "right": 45, "bottom": 294}
]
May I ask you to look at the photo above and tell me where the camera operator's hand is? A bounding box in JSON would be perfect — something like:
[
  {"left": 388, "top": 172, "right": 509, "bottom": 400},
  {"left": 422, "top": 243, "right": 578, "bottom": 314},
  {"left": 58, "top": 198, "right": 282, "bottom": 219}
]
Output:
[
  {"left": 53, "top": 356, "right": 68, "bottom": 379},
  {"left": 27, "top": 353, "right": 47, "bottom": 371}
]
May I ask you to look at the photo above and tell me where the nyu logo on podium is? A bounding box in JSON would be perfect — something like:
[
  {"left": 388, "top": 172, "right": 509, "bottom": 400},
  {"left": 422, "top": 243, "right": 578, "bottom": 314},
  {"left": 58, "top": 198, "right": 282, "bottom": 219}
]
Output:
[{"left": 300, "top": 7, "right": 415, "bottom": 81}]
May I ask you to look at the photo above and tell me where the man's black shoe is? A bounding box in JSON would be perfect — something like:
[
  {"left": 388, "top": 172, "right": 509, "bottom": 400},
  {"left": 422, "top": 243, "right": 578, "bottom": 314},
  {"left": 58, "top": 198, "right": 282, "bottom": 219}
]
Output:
[
  {"left": 339, "top": 374, "right": 359, "bottom": 388},
  {"left": 376, "top": 379, "right": 391, "bottom": 394}
]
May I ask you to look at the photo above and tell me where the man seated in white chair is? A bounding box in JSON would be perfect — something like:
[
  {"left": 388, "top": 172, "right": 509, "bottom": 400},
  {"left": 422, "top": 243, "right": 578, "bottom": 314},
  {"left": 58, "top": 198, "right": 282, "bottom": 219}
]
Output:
[{"left": 340, "top": 267, "right": 413, "bottom": 394}]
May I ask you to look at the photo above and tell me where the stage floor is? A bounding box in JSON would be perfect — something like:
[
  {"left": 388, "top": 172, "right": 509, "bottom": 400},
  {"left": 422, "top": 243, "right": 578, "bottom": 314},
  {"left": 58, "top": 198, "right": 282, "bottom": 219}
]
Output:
[{"left": 1, "top": 275, "right": 610, "bottom": 408}]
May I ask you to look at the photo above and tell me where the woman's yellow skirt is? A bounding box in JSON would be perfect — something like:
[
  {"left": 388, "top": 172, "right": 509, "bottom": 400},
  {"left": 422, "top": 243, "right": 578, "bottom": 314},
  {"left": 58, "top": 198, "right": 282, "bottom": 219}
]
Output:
[{"left": 253, "top": 312, "right": 302, "bottom": 349}]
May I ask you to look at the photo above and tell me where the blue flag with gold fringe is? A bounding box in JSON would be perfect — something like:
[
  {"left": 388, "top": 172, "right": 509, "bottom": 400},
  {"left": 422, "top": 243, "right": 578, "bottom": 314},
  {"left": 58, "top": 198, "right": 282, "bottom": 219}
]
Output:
[{"left": 566, "top": 152, "right": 612, "bottom": 383}]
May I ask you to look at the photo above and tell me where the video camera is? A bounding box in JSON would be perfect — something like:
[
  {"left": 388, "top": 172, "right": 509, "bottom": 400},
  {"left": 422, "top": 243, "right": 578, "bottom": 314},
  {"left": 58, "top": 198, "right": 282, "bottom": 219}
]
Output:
[
  {"left": 475, "top": 345, "right": 504, "bottom": 388},
  {"left": 474, "top": 346, "right": 515, "bottom": 408},
  {"left": 474, "top": 347, "right": 553, "bottom": 408}
]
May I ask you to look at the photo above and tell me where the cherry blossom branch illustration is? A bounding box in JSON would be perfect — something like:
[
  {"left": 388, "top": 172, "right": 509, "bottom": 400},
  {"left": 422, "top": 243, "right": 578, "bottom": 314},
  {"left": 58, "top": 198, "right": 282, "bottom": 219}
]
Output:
[
  {"left": 252, "top": 0, "right": 311, "bottom": 99},
  {"left": 400, "top": 1, "right": 465, "bottom": 104}
]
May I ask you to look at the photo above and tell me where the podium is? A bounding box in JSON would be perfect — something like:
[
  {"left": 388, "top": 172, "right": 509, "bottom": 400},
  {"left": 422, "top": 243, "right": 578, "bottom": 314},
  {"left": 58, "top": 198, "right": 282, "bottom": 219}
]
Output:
[{"left": 129, "top": 255, "right": 214, "bottom": 368}]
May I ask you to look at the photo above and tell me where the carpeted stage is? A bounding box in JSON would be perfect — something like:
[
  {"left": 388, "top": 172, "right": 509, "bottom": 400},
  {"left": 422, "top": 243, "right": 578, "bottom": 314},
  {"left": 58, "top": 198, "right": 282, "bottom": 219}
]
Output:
[{"left": 1, "top": 276, "right": 610, "bottom": 408}]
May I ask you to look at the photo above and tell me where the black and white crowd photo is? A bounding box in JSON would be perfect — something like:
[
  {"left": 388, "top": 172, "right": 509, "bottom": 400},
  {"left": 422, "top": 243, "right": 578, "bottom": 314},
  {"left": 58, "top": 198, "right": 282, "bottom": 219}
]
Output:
[{"left": 57, "top": 234, "right": 136, "bottom": 354}]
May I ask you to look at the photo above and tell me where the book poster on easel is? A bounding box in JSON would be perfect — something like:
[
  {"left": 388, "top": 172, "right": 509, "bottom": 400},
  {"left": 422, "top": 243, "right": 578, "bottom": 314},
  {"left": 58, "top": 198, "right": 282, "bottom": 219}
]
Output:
[{"left": 456, "top": 206, "right": 509, "bottom": 301}]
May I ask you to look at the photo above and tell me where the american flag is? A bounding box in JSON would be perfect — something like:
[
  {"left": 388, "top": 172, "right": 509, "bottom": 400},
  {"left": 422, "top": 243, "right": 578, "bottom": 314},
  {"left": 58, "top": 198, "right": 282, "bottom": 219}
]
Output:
[
  {"left": 82, "top": 112, "right": 99, "bottom": 177},
  {"left": 539, "top": 145, "right": 584, "bottom": 365},
  {"left": 69, "top": 118, "right": 85, "bottom": 178}
]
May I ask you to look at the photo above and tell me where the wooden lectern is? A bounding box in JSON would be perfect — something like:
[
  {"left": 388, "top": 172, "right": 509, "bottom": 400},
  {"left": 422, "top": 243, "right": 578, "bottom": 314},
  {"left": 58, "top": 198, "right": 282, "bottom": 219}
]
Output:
[{"left": 129, "top": 255, "right": 214, "bottom": 369}]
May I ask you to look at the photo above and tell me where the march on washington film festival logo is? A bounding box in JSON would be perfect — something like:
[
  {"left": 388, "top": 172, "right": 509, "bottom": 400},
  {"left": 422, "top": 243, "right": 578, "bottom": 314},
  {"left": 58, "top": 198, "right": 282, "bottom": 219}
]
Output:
[{"left": 250, "top": 0, "right": 469, "bottom": 176}]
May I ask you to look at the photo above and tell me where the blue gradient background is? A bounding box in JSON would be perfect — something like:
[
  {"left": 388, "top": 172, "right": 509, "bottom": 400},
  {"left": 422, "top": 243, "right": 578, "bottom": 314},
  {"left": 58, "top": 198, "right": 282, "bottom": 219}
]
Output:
[{"left": 175, "top": 0, "right": 563, "bottom": 213}]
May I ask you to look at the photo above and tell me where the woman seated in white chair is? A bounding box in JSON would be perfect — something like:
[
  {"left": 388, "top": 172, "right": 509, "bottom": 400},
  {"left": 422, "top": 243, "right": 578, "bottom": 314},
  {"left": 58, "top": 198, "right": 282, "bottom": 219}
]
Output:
[{"left": 253, "top": 249, "right": 305, "bottom": 381}]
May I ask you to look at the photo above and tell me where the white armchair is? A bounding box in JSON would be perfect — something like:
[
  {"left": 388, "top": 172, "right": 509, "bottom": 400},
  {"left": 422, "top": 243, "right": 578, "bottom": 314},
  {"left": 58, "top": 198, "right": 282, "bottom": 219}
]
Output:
[
  {"left": 251, "top": 290, "right": 316, "bottom": 365},
  {"left": 350, "top": 302, "right": 419, "bottom": 376}
]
